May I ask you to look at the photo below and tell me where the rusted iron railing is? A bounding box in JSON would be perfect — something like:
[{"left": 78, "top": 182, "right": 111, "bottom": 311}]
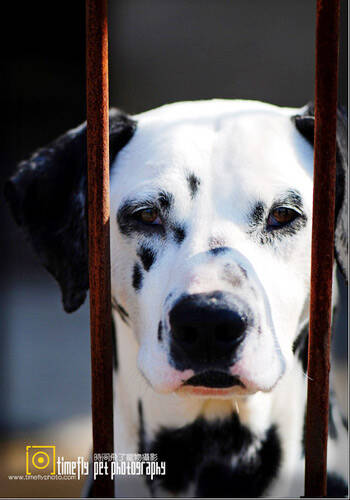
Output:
[
  {"left": 86, "top": 0, "right": 114, "bottom": 497},
  {"left": 304, "top": 0, "right": 341, "bottom": 497}
]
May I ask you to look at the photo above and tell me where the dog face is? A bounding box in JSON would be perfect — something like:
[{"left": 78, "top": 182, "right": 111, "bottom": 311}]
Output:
[
  {"left": 5, "top": 100, "right": 348, "bottom": 398},
  {"left": 110, "top": 100, "right": 315, "bottom": 395}
]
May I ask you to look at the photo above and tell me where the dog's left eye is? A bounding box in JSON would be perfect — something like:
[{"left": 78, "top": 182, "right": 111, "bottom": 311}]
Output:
[
  {"left": 134, "top": 207, "right": 162, "bottom": 225},
  {"left": 267, "top": 206, "right": 300, "bottom": 228}
]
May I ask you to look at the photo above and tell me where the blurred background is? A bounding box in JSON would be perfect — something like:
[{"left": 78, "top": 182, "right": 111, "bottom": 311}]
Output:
[{"left": 0, "top": 0, "right": 348, "bottom": 497}]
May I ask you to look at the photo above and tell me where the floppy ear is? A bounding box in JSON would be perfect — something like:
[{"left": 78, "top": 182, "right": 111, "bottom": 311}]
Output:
[
  {"left": 293, "top": 103, "right": 348, "bottom": 283},
  {"left": 4, "top": 108, "right": 137, "bottom": 313}
]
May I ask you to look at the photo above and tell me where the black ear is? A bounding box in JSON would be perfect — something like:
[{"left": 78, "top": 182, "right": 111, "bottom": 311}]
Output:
[
  {"left": 4, "top": 108, "right": 137, "bottom": 313},
  {"left": 293, "top": 103, "right": 348, "bottom": 283}
]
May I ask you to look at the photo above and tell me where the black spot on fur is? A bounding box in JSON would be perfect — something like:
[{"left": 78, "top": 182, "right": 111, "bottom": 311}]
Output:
[
  {"left": 292, "top": 323, "right": 309, "bottom": 373},
  {"left": 132, "top": 263, "right": 143, "bottom": 291},
  {"left": 146, "top": 414, "right": 281, "bottom": 496},
  {"left": 196, "top": 426, "right": 281, "bottom": 498},
  {"left": 326, "top": 472, "right": 348, "bottom": 497},
  {"left": 158, "top": 322, "right": 163, "bottom": 342},
  {"left": 172, "top": 225, "right": 186, "bottom": 243},
  {"left": 111, "top": 315, "right": 118, "bottom": 370},
  {"left": 138, "top": 245, "right": 156, "bottom": 271},
  {"left": 187, "top": 173, "right": 200, "bottom": 198}
]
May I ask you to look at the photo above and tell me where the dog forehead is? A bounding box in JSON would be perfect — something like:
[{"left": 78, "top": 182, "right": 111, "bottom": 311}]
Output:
[
  {"left": 111, "top": 100, "right": 313, "bottom": 205},
  {"left": 211, "top": 113, "right": 314, "bottom": 202}
]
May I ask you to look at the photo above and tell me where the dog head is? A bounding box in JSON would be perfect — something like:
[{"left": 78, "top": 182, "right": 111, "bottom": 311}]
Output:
[{"left": 5, "top": 100, "right": 347, "bottom": 397}]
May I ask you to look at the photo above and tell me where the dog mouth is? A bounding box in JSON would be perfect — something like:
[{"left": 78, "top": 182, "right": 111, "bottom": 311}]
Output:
[{"left": 184, "top": 370, "right": 244, "bottom": 388}]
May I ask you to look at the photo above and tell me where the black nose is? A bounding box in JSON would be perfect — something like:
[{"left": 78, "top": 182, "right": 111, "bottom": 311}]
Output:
[{"left": 169, "top": 291, "right": 249, "bottom": 371}]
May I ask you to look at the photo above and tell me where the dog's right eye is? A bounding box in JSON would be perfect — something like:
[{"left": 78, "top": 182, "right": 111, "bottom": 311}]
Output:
[
  {"left": 267, "top": 206, "right": 300, "bottom": 228},
  {"left": 134, "top": 207, "right": 162, "bottom": 225}
]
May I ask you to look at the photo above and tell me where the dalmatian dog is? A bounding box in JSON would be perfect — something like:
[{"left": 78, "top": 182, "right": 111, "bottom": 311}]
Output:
[{"left": 5, "top": 100, "right": 348, "bottom": 497}]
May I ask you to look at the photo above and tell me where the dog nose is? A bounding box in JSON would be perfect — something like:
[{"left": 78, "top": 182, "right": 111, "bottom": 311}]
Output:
[{"left": 169, "top": 291, "right": 248, "bottom": 371}]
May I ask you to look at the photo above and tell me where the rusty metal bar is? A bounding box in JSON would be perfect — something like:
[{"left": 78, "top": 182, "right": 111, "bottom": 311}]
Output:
[
  {"left": 304, "top": 0, "right": 340, "bottom": 497},
  {"left": 86, "top": 0, "right": 114, "bottom": 497}
]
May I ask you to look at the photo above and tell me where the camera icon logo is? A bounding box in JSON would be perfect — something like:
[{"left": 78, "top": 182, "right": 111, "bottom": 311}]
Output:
[{"left": 25, "top": 445, "right": 56, "bottom": 475}]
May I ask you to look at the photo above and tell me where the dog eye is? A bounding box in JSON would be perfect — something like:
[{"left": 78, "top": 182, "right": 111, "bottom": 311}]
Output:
[
  {"left": 267, "top": 207, "right": 300, "bottom": 228},
  {"left": 135, "top": 207, "right": 161, "bottom": 225}
]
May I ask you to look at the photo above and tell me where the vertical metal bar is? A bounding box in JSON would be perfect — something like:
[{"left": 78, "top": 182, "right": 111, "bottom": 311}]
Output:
[
  {"left": 86, "top": 0, "right": 114, "bottom": 497},
  {"left": 304, "top": 0, "right": 340, "bottom": 497}
]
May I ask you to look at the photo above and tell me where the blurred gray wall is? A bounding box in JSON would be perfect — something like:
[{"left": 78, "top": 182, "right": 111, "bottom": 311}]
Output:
[
  {"left": 109, "top": 0, "right": 348, "bottom": 111},
  {"left": 0, "top": 0, "right": 347, "bottom": 434}
]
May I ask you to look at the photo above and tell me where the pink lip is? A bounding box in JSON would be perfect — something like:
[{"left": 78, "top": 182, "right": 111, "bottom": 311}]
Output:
[{"left": 177, "top": 385, "right": 246, "bottom": 396}]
